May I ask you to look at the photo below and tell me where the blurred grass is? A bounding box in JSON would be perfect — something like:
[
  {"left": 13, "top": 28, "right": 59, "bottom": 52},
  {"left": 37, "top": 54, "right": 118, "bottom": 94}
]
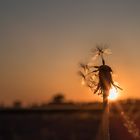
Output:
[{"left": 0, "top": 101, "right": 139, "bottom": 140}]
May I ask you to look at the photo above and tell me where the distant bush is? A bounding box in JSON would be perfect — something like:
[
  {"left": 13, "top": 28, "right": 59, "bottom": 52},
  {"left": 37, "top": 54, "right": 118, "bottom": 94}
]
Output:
[{"left": 51, "top": 93, "right": 65, "bottom": 104}]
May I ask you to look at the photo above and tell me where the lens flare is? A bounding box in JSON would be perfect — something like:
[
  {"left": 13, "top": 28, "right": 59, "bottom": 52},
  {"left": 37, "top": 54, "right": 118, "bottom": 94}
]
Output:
[{"left": 108, "top": 87, "right": 118, "bottom": 100}]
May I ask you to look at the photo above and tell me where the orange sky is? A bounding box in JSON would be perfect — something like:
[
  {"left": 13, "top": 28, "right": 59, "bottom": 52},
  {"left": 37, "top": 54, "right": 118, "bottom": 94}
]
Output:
[{"left": 1, "top": 1, "right": 140, "bottom": 105}]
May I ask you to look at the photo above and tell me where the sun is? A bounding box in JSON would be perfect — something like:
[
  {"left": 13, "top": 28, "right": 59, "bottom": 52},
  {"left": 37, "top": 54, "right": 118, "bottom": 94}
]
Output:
[{"left": 108, "top": 87, "right": 118, "bottom": 101}]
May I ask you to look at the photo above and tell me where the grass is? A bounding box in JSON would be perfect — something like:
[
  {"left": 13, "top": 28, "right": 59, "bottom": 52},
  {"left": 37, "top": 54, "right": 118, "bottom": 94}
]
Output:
[{"left": 0, "top": 101, "right": 139, "bottom": 140}]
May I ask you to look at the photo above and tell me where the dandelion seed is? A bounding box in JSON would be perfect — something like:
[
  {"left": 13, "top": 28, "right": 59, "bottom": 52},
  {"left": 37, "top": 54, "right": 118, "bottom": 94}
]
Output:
[{"left": 78, "top": 45, "right": 122, "bottom": 140}]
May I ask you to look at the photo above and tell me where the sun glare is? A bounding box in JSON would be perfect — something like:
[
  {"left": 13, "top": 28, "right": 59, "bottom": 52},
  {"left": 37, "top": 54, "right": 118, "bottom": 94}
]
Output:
[{"left": 108, "top": 87, "right": 118, "bottom": 101}]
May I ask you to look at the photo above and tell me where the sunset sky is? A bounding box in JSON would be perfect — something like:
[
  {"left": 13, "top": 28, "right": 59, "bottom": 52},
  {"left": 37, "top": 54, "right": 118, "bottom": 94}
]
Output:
[{"left": 1, "top": 0, "right": 140, "bottom": 105}]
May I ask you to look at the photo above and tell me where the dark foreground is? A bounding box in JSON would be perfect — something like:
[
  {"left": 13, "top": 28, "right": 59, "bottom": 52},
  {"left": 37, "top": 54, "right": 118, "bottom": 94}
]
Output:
[{"left": 0, "top": 103, "right": 139, "bottom": 140}]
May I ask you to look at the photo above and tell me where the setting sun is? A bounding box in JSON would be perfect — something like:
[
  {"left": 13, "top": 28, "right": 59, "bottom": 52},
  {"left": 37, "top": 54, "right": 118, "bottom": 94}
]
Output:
[{"left": 108, "top": 87, "right": 118, "bottom": 101}]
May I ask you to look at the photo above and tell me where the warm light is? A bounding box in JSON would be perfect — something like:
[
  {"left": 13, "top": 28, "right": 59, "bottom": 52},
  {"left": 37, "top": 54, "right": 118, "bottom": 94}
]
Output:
[
  {"left": 108, "top": 87, "right": 118, "bottom": 100},
  {"left": 81, "top": 78, "right": 85, "bottom": 85}
]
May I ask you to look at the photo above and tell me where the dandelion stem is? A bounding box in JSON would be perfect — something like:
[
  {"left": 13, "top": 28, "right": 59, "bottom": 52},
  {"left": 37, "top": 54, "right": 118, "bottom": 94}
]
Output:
[{"left": 102, "top": 90, "right": 110, "bottom": 140}]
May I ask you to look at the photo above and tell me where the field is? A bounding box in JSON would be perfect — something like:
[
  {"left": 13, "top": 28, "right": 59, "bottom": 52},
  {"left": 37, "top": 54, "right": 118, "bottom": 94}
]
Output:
[{"left": 0, "top": 101, "right": 139, "bottom": 140}]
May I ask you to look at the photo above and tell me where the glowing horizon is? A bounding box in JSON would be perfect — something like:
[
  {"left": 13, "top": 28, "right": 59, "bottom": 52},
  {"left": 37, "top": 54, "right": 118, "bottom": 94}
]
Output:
[{"left": 1, "top": 1, "right": 140, "bottom": 104}]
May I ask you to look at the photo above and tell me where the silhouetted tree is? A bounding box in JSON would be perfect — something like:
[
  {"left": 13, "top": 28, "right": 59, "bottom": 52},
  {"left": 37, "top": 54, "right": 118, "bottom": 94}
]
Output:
[
  {"left": 0, "top": 102, "right": 4, "bottom": 109},
  {"left": 51, "top": 93, "right": 65, "bottom": 104},
  {"left": 13, "top": 100, "right": 22, "bottom": 108}
]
